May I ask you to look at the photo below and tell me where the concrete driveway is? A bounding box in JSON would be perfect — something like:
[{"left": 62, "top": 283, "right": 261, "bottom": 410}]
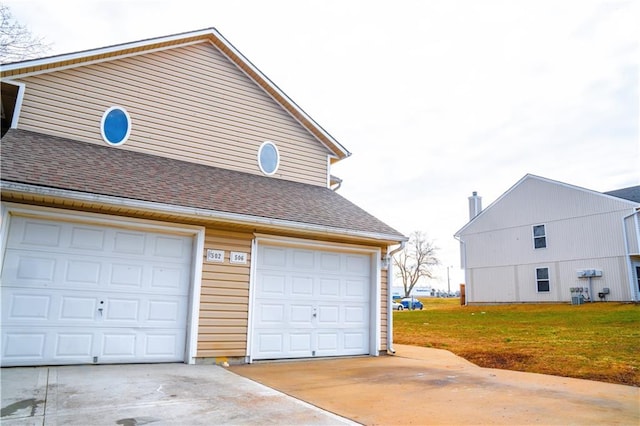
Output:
[
  {"left": 0, "top": 363, "right": 355, "bottom": 425},
  {"left": 2, "top": 345, "right": 638, "bottom": 425},
  {"left": 229, "top": 344, "right": 640, "bottom": 425}
]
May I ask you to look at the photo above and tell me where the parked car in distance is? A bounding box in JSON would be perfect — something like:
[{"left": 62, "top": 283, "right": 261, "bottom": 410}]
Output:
[
  {"left": 400, "top": 297, "right": 423, "bottom": 310},
  {"left": 393, "top": 301, "right": 404, "bottom": 311}
]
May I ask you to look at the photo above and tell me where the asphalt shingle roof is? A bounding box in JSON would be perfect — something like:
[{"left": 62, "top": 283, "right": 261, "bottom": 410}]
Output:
[
  {"left": 1, "top": 129, "right": 404, "bottom": 240},
  {"left": 605, "top": 186, "right": 640, "bottom": 203}
]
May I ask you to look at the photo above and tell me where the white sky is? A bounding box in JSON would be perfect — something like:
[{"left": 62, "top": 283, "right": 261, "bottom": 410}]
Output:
[{"left": 4, "top": 0, "right": 639, "bottom": 291}]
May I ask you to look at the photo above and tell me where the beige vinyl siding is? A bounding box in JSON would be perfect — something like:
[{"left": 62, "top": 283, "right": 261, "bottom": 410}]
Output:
[
  {"left": 197, "top": 228, "right": 253, "bottom": 358},
  {"left": 14, "top": 41, "right": 330, "bottom": 186}
]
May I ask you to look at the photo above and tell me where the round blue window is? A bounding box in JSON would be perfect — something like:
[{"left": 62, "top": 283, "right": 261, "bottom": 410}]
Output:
[
  {"left": 258, "top": 141, "right": 279, "bottom": 175},
  {"left": 100, "top": 106, "right": 131, "bottom": 146}
]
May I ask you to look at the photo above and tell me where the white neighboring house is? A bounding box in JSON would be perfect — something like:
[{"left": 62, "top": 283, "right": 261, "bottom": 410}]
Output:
[{"left": 454, "top": 174, "right": 640, "bottom": 304}]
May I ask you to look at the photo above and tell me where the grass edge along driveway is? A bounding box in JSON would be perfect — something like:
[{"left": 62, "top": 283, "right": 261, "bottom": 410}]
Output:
[{"left": 393, "top": 298, "right": 639, "bottom": 387}]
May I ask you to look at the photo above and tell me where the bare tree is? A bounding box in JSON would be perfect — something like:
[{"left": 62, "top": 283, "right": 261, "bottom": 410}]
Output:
[
  {"left": 394, "top": 231, "right": 440, "bottom": 298},
  {"left": 0, "top": 4, "right": 51, "bottom": 63}
]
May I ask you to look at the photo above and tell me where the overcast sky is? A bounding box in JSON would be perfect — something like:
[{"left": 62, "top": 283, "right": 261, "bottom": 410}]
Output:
[{"left": 4, "top": 0, "right": 639, "bottom": 291}]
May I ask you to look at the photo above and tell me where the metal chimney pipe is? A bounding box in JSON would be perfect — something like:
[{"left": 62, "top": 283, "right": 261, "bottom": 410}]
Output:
[{"left": 468, "top": 191, "right": 482, "bottom": 220}]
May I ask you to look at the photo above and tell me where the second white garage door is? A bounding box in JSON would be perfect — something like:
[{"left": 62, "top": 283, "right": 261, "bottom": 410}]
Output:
[
  {"left": 252, "top": 244, "right": 372, "bottom": 360},
  {"left": 1, "top": 215, "right": 194, "bottom": 367}
]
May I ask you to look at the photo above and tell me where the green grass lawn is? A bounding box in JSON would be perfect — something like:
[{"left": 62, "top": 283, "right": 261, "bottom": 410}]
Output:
[{"left": 393, "top": 298, "right": 640, "bottom": 386}]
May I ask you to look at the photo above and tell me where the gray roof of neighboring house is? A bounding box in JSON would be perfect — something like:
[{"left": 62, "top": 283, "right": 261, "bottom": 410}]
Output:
[
  {"left": 1, "top": 129, "right": 404, "bottom": 241},
  {"left": 605, "top": 186, "right": 640, "bottom": 203}
]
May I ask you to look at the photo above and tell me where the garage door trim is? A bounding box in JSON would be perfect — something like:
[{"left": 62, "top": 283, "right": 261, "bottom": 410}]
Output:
[
  {"left": 0, "top": 203, "right": 205, "bottom": 365},
  {"left": 248, "top": 234, "right": 381, "bottom": 362}
]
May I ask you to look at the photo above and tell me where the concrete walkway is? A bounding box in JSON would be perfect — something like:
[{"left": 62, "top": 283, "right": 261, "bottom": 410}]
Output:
[
  {"left": 229, "top": 344, "right": 640, "bottom": 425},
  {"left": 1, "top": 363, "right": 356, "bottom": 425}
]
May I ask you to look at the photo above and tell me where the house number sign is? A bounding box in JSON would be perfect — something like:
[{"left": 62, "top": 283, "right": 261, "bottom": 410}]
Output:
[
  {"left": 230, "top": 251, "right": 247, "bottom": 264},
  {"left": 206, "top": 249, "right": 224, "bottom": 263}
]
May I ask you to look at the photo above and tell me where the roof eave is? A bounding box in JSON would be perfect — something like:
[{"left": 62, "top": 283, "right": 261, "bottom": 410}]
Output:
[{"left": 1, "top": 181, "right": 405, "bottom": 245}]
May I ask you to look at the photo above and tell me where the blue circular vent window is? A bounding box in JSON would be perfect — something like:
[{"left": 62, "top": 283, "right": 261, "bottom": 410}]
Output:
[
  {"left": 258, "top": 141, "right": 280, "bottom": 175},
  {"left": 100, "top": 106, "right": 131, "bottom": 146}
]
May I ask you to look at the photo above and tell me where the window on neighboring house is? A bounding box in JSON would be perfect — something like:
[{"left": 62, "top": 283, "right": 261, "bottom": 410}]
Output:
[
  {"left": 536, "top": 267, "right": 550, "bottom": 292},
  {"left": 533, "top": 224, "right": 546, "bottom": 249}
]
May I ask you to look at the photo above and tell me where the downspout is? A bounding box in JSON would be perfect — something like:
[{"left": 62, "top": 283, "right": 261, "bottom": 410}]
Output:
[
  {"left": 454, "top": 234, "right": 467, "bottom": 306},
  {"left": 386, "top": 241, "right": 406, "bottom": 355},
  {"left": 622, "top": 210, "right": 639, "bottom": 302}
]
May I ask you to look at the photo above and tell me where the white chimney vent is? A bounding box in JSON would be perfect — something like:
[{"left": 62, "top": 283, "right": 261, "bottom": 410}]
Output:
[{"left": 468, "top": 191, "right": 482, "bottom": 220}]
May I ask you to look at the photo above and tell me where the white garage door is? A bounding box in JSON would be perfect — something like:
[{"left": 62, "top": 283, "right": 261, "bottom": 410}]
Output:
[
  {"left": 252, "top": 244, "right": 372, "bottom": 360},
  {"left": 1, "top": 215, "right": 193, "bottom": 366}
]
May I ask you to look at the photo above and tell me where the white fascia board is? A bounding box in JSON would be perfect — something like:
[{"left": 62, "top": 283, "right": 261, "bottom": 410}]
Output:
[
  {"left": 1, "top": 181, "right": 405, "bottom": 244},
  {"left": 1, "top": 28, "right": 216, "bottom": 74}
]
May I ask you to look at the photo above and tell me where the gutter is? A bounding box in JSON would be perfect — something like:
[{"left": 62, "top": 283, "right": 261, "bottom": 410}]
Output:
[{"left": 385, "top": 241, "right": 406, "bottom": 355}]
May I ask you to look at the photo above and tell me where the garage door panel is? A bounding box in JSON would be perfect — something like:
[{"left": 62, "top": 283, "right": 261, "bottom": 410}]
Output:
[
  {"left": 56, "top": 333, "right": 94, "bottom": 357},
  {"left": 3, "top": 332, "right": 46, "bottom": 358},
  {"left": 317, "top": 305, "right": 339, "bottom": 324},
  {"left": 70, "top": 226, "right": 106, "bottom": 250},
  {"left": 291, "top": 276, "right": 313, "bottom": 295},
  {"left": 257, "top": 333, "right": 284, "bottom": 354},
  {"left": 20, "top": 220, "right": 62, "bottom": 247},
  {"left": 261, "top": 246, "right": 287, "bottom": 267},
  {"left": 344, "top": 305, "right": 367, "bottom": 324},
  {"left": 258, "top": 303, "right": 285, "bottom": 324},
  {"left": 6, "top": 293, "right": 51, "bottom": 320},
  {"left": 113, "top": 231, "right": 146, "bottom": 255},
  {"left": 259, "top": 273, "right": 286, "bottom": 296},
  {"left": 319, "top": 252, "right": 340, "bottom": 271},
  {"left": 317, "top": 332, "right": 338, "bottom": 352},
  {"left": 344, "top": 332, "right": 366, "bottom": 350},
  {"left": 2, "top": 252, "right": 57, "bottom": 284},
  {"left": 60, "top": 296, "right": 97, "bottom": 320},
  {"left": 345, "top": 279, "right": 367, "bottom": 297},
  {"left": 289, "top": 333, "right": 312, "bottom": 352},
  {"left": 1, "top": 215, "right": 192, "bottom": 366},
  {"left": 292, "top": 250, "right": 315, "bottom": 269},
  {"left": 290, "top": 304, "right": 314, "bottom": 325},
  {"left": 319, "top": 278, "right": 340, "bottom": 297}
]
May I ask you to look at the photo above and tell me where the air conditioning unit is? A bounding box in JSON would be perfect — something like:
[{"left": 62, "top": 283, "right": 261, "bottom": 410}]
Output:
[{"left": 576, "top": 269, "right": 603, "bottom": 278}]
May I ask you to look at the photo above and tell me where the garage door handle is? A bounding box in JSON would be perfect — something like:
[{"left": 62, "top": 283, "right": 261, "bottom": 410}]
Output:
[{"left": 98, "top": 301, "right": 104, "bottom": 316}]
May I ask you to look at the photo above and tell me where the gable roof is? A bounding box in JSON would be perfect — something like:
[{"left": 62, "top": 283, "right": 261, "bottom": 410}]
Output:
[
  {"left": 605, "top": 186, "right": 640, "bottom": 203},
  {"left": 1, "top": 129, "right": 404, "bottom": 243},
  {"left": 0, "top": 27, "right": 350, "bottom": 163},
  {"left": 454, "top": 174, "right": 639, "bottom": 237}
]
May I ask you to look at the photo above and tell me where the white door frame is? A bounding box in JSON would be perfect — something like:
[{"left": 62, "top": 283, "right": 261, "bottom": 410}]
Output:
[
  {"left": 247, "top": 234, "right": 382, "bottom": 363},
  {"left": 0, "top": 202, "right": 205, "bottom": 364}
]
